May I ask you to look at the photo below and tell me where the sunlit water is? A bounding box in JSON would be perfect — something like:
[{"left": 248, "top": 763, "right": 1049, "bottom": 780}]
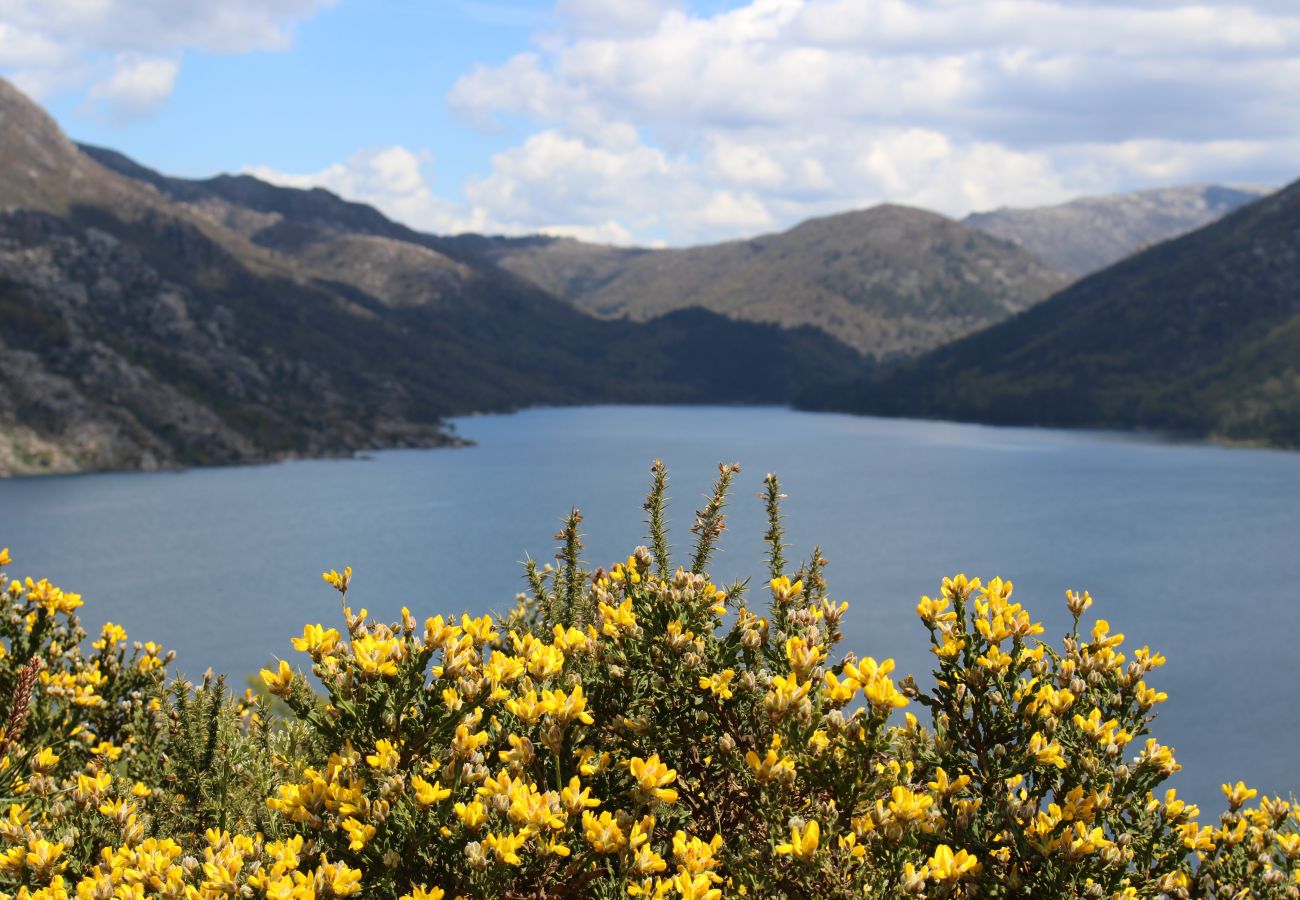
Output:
[{"left": 2, "top": 405, "right": 1298, "bottom": 812}]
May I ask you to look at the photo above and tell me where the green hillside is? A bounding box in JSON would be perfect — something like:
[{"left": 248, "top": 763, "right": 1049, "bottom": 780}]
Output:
[
  {"left": 0, "top": 77, "right": 862, "bottom": 476},
  {"left": 804, "top": 181, "right": 1300, "bottom": 448},
  {"left": 462, "top": 206, "right": 1070, "bottom": 359}
]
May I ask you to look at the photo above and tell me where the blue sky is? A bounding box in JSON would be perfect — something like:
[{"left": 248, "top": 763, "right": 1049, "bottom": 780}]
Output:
[{"left": 3, "top": 0, "right": 1299, "bottom": 246}]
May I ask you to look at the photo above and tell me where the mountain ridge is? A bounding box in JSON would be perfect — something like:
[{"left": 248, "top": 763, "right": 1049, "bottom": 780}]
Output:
[
  {"left": 470, "top": 204, "right": 1072, "bottom": 359},
  {"left": 0, "top": 77, "right": 864, "bottom": 477},
  {"left": 802, "top": 180, "right": 1300, "bottom": 448},
  {"left": 963, "top": 184, "right": 1269, "bottom": 276}
]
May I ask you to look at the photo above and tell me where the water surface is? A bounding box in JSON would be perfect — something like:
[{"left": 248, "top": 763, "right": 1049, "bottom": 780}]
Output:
[{"left": 2, "top": 405, "right": 1297, "bottom": 812}]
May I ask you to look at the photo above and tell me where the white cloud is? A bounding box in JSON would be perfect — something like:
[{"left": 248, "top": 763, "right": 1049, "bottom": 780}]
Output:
[
  {"left": 538, "top": 219, "right": 636, "bottom": 245},
  {"left": 0, "top": 0, "right": 329, "bottom": 118},
  {"left": 86, "top": 53, "right": 178, "bottom": 123},
  {"left": 432, "top": 0, "right": 1300, "bottom": 244},
  {"left": 245, "top": 146, "right": 464, "bottom": 234}
]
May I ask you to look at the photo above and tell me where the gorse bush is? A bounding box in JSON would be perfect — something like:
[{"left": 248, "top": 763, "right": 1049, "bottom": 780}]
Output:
[{"left": 0, "top": 464, "right": 1296, "bottom": 899}]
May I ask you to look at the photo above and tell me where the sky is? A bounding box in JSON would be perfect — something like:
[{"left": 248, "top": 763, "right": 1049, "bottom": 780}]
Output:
[{"left": 2, "top": 0, "right": 1298, "bottom": 247}]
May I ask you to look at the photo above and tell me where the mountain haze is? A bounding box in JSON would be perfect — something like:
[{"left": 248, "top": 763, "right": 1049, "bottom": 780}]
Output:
[
  {"left": 0, "top": 77, "right": 862, "bottom": 476},
  {"left": 806, "top": 182, "right": 1300, "bottom": 448},
  {"left": 467, "top": 207, "right": 1072, "bottom": 359},
  {"left": 965, "top": 184, "right": 1269, "bottom": 276}
]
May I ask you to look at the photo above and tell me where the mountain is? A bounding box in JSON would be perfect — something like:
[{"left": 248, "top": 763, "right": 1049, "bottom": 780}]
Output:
[
  {"left": 964, "top": 184, "right": 1269, "bottom": 277},
  {"left": 0, "top": 78, "right": 863, "bottom": 477},
  {"left": 459, "top": 207, "right": 1071, "bottom": 359},
  {"left": 804, "top": 181, "right": 1300, "bottom": 448}
]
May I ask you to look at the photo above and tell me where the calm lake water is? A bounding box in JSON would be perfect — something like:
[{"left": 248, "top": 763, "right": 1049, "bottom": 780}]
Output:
[{"left": 2, "top": 405, "right": 1298, "bottom": 812}]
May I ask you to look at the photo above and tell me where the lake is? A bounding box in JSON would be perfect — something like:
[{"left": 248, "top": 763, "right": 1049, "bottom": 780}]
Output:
[{"left": 2, "top": 405, "right": 1298, "bottom": 813}]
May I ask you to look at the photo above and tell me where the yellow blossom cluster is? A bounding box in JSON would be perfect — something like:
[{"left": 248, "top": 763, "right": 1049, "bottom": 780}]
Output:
[{"left": 0, "top": 465, "right": 1296, "bottom": 899}]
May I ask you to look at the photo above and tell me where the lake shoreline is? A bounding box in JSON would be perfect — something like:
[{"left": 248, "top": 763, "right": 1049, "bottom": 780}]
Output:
[{"left": 6, "top": 400, "right": 1295, "bottom": 481}]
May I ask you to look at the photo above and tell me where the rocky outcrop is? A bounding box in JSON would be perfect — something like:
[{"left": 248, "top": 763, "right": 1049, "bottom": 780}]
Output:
[{"left": 964, "top": 185, "right": 1269, "bottom": 276}]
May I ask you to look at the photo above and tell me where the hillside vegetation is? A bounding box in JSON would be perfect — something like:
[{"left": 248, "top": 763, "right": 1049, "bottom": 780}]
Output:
[
  {"left": 0, "top": 78, "right": 862, "bottom": 476},
  {"left": 0, "top": 469, "right": 1294, "bottom": 898},
  {"left": 466, "top": 207, "right": 1071, "bottom": 358},
  {"left": 806, "top": 182, "right": 1300, "bottom": 448}
]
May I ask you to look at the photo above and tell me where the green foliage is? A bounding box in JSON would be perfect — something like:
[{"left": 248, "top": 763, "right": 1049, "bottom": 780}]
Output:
[{"left": 0, "top": 467, "right": 1297, "bottom": 899}]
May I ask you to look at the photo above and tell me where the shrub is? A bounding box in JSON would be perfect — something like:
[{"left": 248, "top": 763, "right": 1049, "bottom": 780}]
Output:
[{"left": 0, "top": 464, "right": 1296, "bottom": 899}]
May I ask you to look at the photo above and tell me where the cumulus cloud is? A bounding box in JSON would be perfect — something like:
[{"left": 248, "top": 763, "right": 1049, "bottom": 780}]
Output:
[
  {"left": 0, "top": 0, "right": 329, "bottom": 117},
  {"left": 86, "top": 54, "right": 179, "bottom": 123},
  {"left": 432, "top": 0, "right": 1300, "bottom": 244}
]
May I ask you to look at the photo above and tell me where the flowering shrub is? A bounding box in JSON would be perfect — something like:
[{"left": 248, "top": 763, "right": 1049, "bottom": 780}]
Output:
[{"left": 0, "top": 464, "right": 1297, "bottom": 899}]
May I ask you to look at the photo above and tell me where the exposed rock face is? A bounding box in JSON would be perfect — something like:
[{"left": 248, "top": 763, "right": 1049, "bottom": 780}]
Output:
[{"left": 964, "top": 185, "right": 1270, "bottom": 276}]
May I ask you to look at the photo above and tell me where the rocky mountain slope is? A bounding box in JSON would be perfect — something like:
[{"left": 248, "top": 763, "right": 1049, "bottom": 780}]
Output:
[
  {"left": 459, "top": 207, "right": 1072, "bottom": 359},
  {"left": 805, "top": 182, "right": 1300, "bottom": 448},
  {"left": 0, "top": 78, "right": 863, "bottom": 476},
  {"left": 964, "top": 184, "right": 1269, "bottom": 276}
]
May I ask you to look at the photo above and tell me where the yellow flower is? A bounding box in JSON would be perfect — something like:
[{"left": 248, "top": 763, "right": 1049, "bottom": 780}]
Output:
[
  {"left": 745, "top": 736, "right": 796, "bottom": 783},
  {"left": 23, "top": 839, "right": 65, "bottom": 878},
  {"left": 1134, "top": 681, "right": 1168, "bottom": 709},
  {"left": 259, "top": 660, "right": 295, "bottom": 697},
  {"left": 822, "top": 671, "right": 856, "bottom": 705},
  {"left": 525, "top": 643, "right": 566, "bottom": 680},
  {"left": 927, "top": 844, "right": 980, "bottom": 881},
  {"left": 886, "top": 787, "right": 933, "bottom": 825},
  {"left": 1136, "top": 738, "right": 1181, "bottom": 775},
  {"left": 674, "top": 872, "right": 722, "bottom": 900},
  {"left": 352, "top": 634, "right": 401, "bottom": 677},
  {"left": 598, "top": 598, "right": 637, "bottom": 638},
  {"left": 411, "top": 775, "right": 452, "bottom": 808},
  {"left": 770, "top": 575, "right": 804, "bottom": 605},
  {"left": 672, "top": 831, "right": 723, "bottom": 877},
  {"left": 341, "top": 817, "right": 375, "bottom": 851},
  {"left": 560, "top": 776, "right": 600, "bottom": 815},
  {"left": 698, "top": 669, "right": 735, "bottom": 700},
  {"left": 291, "top": 623, "right": 340, "bottom": 658},
  {"left": 1179, "top": 823, "right": 1215, "bottom": 852},
  {"left": 92, "top": 621, "right": 128, "bottom": 649},
  {"left": 764, "top": 673, "right": 811, "bottom": 720},
  {"left": 1222, "top": 781, "right": 1257, "bottom": 810},
  {"left": 775, "top": 820, "right": 819, "bottom": 862},
  {"left": 540, "top": 684, "right": 594, "bottom": 726},
  {"left": 400, "top": 888, "right": 446, "bottom": 900},
  {"left": 1029, "top": 732, "right": 1067, "bottom": 770},
  {"left": 322, "top": 566, "right": 352, "bottom": 592},
  {"left": 30, "top": 747, "right": 60, "bottom": 774},
  {"left": 629, "top": 754, "right": 678, "bottom": 804},
  {"left": 319, "top": 858, "right": 363, "bottom": 895},
  {"left": 583, "top": 811, "right": 626, "bottom": 853},
  {"left": 460, "top": 613, "right": 499, "bottom": 647},
  {"left": 454, "top": 799, "right": 488, "bottom": 830},
  {"left": 784, "top": 637, "right": 825, "bottom": 679},
  {"left": 366, "top": 739, "right": 401, "bottom": 772},
  {"left": 928, "top": 767, "right": 972, "bottom": 796}
]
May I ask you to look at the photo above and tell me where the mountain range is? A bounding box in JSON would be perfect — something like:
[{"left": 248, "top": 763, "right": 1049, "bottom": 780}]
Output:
[
  {"left": 0, "top": 77, "right": 861, "bottom": 476},
  {"left": 448, "top": 186, "right": 1267, "bottom": 360},
  {"left": 964, "top": 184, "right": 1268, "bottom": 276},
  {"left": 2, "top": 73, "right": 1291, "bottom": 474},
  {"left": 805, "top": 178, "right": 1300, "bottom": 448},
  {"left": 461, "top": 208, "right": 1071, "bottom": 359}
]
